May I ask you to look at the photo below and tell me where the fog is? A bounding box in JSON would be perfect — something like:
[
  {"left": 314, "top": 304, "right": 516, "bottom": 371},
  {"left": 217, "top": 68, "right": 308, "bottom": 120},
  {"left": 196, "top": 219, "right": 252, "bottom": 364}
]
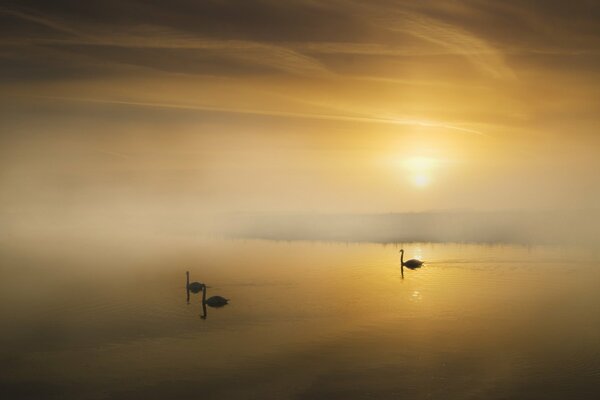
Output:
[
  {"left": 2, "top": 97, "right": 600, "bottom": 247},
  {"left": 2, "top": 0, "right": 600, "bottom": 247},
  {"left": 3, "top": 4, "right": 600, "bottom": 400}
]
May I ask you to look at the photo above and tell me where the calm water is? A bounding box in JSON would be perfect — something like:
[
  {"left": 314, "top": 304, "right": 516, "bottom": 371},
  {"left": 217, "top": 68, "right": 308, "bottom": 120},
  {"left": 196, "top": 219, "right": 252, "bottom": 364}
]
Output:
[{"left": 1, "top": 236, "right": 599, "bottom": 399}]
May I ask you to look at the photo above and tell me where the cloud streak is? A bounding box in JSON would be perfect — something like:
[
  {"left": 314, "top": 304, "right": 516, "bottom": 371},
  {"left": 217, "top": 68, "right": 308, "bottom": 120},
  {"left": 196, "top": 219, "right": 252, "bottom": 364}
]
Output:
[
  {"left": 21, "top": 94, "right": 485, "bottom": 135},
  {"left": 337, "top": 0, "right": 517, "bottom": 80},
  {"left": 0, "top": 7, "right": 330, "bottom": 77},
  {"left": 0, "top": 2, "right": 520, "bottom": 80},
  {"left": 0, "top": 6, "right": 83, "bottom": 37},
  {"left": 3, "top": 2, "right": 596, "bottom": 81},
  {"left": 394, "top": 12, "right": 515, "bottom": 79}
]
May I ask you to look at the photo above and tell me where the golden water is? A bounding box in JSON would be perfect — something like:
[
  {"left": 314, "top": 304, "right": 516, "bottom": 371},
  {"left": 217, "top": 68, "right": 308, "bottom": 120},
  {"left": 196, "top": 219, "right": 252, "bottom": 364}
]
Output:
[{"left": 1, "top": 237, "right": 599, "bottom": 399}]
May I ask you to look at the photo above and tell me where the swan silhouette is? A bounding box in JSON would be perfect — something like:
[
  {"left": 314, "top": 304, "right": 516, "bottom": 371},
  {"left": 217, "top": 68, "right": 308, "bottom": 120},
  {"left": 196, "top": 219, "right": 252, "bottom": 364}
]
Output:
[
  {"left": 400, "top": 249, "right": 423, "bottom": 269},
  {"left": 202, "top": 284, "right": 229, "bottom": 308},
  {"left": 186, "top": 271, "right": 204, "bottom": 293}
]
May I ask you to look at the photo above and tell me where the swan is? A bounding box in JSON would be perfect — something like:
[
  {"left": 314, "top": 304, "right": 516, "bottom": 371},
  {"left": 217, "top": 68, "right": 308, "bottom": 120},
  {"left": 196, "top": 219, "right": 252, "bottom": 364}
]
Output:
[
  {"left": 202, "top": 284, "right": 229, "bottom": 307},
  {"left": 186, "top": 271, "right": 204, "bottom": 293},
  {"left": 400, "top": 249, "right": 423, "bottom": 269}
]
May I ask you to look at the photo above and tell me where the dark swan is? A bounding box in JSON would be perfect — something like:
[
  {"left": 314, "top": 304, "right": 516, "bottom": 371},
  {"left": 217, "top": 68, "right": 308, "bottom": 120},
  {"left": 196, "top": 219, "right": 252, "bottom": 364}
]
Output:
[
  {"left": 186, "top": 271, "right": 204, "bottom": 293},
  {"left": 400, "top": 249, "right": 424, "bottom": 269},
  {"left": 202, "top": 284, "right": 229, "bottom": 307}
]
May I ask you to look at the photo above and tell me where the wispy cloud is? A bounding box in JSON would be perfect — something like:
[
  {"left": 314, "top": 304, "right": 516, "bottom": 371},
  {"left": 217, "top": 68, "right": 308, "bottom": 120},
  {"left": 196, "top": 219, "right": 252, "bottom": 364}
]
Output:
[
  {"left": 336, "top": 0, "right": 515, "bottom": 80},
  {"left": 0, "top": 6, "right": 83, "bottom": 37},
  {"left": 0, "top": 8, "right": 330, "bottom": 77},
  {"left": 22, "top": 94, "right": 485, "bottom": 135},
  {"left": 391, "top": 12, "right": 515, "bottom": 80},
  {"left": 3, "top": 2, "right": 592, "bottom": 81}
]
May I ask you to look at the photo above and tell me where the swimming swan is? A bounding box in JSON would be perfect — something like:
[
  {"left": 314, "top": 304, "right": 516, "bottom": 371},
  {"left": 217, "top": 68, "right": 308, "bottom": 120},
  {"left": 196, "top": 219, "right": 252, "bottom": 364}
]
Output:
[
  {"left": 186, "top": 271, "right": 204, "bottom": 293},
  {"left": 202, "top": 284, "right": 229, "bottom": 307},
  {"left": 400, "top": 249, "right": 424, "bottom": 269}
]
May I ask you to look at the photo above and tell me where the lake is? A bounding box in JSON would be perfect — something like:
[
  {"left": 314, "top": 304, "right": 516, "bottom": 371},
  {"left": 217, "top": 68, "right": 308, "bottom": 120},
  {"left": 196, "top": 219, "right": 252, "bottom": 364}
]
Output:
[{"left": 1, "top": 236, "right": 599, "bottom": 399}]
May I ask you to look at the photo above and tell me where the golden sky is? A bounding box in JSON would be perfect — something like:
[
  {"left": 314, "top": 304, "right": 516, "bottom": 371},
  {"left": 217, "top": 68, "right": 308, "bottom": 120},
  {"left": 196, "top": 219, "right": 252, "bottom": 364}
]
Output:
[{"left": 1, "top": 0, "right": 599, "bottom": 216}]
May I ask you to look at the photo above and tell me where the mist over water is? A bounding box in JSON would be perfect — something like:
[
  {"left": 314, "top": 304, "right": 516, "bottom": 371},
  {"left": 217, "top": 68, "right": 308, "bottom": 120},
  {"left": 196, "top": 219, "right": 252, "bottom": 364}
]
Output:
[
  {"left": 214, "top": 210, "right": 600, "bottom": 246},
  {"left": 2, "top": 1, "right": 600, "bottom": 398},
  {"left": 2, "top": 99, "right": 600, "bottom": 250},
  {"left": 2, "top": 58, "right": 600, "bottom": 400}
]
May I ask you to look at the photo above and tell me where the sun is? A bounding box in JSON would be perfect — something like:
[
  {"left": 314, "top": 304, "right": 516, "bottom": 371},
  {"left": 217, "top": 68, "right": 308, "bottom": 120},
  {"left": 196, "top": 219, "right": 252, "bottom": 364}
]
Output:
[
  {"left": 403, "top": 156, "right": 437, "bottom": 188},
  {"left": 413, "top": 174, "right": 430, "bottom": 188}
]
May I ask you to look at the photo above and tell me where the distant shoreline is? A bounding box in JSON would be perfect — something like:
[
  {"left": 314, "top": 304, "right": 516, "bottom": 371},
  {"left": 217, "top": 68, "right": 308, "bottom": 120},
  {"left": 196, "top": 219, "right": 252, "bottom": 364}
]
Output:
[{"left": 213, "top": 210, "right": 600, "bottom": 246}]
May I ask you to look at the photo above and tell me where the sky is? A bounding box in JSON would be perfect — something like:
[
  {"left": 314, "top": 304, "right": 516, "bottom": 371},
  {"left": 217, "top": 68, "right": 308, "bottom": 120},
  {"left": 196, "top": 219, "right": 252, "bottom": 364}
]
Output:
[{"left": 1, "top": 0, "right": 600, "bottom": 221}]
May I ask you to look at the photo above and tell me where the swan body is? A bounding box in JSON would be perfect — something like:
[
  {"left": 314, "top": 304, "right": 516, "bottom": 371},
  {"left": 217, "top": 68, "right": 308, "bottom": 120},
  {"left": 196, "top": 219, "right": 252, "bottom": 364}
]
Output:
[
  {"left": 188, "top": 282, "right": 203, "bottom": 293},
  {"left": 186, "top": 271, "right": 204, "bottom": 293},
  {"left": 204, "top": 295, "right": 229, "bottom": 307},
  {"left": 400, "top": 249, "right": 423, "bottom": 269},
  {"left": 202, "top": 284, "right": 229, "bottom": 307}
]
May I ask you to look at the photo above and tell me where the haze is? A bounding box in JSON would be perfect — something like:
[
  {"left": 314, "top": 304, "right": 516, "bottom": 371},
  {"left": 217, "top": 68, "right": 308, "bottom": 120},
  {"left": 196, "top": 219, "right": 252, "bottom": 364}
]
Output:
[
  {"left": 2, "top": 3, "right": 600, "bottom": 399},
  {"left": 1, "top": 0, "right": 600, "bottom": 241}
]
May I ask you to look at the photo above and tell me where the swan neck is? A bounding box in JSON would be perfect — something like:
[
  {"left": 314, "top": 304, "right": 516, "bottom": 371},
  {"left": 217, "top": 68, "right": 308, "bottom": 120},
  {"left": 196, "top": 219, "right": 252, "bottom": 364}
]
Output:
[
  {"left": 400, "top": 250, "right": 404, "bottom": 265},
  {"left": 202, "top": 285, "right": 207, "bottom": 303},
  {"left": 186, "top": 271, "right": 189, "bottom": 287}
]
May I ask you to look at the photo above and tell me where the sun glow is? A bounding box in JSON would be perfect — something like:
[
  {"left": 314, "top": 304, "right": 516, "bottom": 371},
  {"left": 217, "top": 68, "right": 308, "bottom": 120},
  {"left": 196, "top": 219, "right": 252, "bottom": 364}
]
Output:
[
  {"left": 404, "top": 156, "right": 437, "bottom": 172},
  {"left": 413, "top": 174, "right": 430, "bottom": 187},
  {"left": 403, "top": 157, "right": 437, "bottom": 188}
]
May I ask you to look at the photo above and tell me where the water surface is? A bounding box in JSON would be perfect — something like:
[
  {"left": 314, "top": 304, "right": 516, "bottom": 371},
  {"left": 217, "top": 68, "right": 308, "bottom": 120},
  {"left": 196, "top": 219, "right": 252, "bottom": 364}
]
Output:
[{"left": 1, "top": 237, "right": 599, "bottom": 399}]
